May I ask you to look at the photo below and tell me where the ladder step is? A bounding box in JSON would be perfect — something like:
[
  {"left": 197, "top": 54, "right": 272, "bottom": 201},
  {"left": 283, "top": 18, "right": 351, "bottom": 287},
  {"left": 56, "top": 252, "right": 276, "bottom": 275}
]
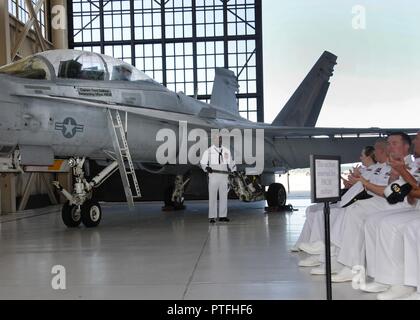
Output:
[{"left": 108, "top": 108, "right": 142, "bottom": 201}]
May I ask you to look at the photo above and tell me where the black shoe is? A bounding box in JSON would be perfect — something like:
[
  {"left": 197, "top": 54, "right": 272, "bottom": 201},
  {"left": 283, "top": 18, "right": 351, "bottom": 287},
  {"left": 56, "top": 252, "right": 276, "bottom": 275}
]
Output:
[
  {"left": 209, "top": 218, "right": 216, "bottom": 224},
  {"left": 218, "top": 217, "right": 230, "bottom": 222}
]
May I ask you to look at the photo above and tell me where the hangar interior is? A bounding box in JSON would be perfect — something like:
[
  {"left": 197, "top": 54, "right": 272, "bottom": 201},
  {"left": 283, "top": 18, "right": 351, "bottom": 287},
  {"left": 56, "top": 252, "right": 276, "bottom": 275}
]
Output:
[
  {"left": 1, "top": 0, "right": 265, "bottom": 212},
  {"left": 0, "top": 0, "right": 380, "bottom": 300}
]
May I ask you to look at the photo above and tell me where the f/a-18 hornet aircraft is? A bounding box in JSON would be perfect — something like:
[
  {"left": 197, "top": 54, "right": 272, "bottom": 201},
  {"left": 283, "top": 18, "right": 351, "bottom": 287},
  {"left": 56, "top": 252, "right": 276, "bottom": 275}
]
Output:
[{"left": 0, "top": 49, "right": 417, "bottom": 227}]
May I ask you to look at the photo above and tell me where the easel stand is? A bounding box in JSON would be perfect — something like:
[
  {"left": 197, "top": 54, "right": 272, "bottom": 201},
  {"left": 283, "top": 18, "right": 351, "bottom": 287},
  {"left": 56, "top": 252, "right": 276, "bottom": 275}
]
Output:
[{"left": 324, "top": 201, "right": 332, "bottom": 300}]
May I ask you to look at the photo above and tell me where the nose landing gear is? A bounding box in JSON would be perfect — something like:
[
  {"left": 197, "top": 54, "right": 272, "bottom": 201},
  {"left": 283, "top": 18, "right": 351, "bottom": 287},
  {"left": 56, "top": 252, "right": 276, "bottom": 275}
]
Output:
[{"left": 54, "top": 157, "right": 117, "bottom": 228}]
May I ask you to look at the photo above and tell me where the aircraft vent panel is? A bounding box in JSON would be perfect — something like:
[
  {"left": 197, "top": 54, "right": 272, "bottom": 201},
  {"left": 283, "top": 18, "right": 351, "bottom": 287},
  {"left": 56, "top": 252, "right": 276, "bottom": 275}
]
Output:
[{"left": 19, "top": 145, "right": 54, "bottom": 166}]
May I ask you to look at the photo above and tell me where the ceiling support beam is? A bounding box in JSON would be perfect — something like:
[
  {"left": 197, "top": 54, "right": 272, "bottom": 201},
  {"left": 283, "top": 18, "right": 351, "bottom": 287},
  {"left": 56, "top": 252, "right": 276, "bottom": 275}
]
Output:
[
  {"left": 11, "top": 0, "right": 46, "bottom": 60},
  {"left": 0, "top": 0, "right": 12, "bottom": 65}
]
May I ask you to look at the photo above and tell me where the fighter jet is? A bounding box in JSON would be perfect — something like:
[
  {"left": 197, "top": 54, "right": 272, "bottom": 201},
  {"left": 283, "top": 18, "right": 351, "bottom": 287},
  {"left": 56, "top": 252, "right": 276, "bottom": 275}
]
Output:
[{"left": 0, "top": 49, "right": 417, "bottom": 227}]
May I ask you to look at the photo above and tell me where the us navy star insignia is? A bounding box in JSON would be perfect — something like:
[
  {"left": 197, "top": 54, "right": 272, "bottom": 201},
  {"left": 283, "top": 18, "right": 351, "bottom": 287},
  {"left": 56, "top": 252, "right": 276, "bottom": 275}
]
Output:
[{"left": 55, "top": 117, "right": 84, "bottom": 139}]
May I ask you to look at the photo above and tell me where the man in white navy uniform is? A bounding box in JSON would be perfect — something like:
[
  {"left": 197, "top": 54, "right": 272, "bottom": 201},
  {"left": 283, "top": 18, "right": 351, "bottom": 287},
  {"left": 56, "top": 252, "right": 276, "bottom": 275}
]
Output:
[
  {"left": 200, "top": 133, "right": 236, "bottom": 224},
  {"left": 359, "top": 131, "right": 420, "bottom": 299},
  {"left": 330, "top": 132, "right": 414, "bottom": 283}
]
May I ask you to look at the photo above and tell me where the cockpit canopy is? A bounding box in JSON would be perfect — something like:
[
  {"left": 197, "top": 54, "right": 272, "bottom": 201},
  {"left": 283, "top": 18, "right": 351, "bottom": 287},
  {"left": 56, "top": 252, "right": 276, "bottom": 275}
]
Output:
[{"left": 0, "top": 49, "right": 153, "bottom": 82}]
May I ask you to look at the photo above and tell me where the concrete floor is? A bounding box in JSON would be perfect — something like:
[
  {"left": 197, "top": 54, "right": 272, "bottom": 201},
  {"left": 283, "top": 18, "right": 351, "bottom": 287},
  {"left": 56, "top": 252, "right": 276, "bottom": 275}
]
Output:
[{"left": 0, "top": 195, "right": 376, "bottom": 300}]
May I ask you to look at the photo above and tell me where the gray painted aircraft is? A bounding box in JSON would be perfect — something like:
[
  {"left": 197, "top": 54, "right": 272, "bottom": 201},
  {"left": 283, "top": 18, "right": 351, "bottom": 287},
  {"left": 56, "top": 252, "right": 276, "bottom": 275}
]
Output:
[{"left": 0, "top": 49, "right": 417, "bottom": 227}]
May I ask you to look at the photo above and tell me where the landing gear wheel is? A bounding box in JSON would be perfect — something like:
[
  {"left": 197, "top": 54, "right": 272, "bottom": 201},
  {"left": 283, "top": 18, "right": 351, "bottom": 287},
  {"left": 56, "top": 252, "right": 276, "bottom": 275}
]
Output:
[
  {"left": 266, "top": 183, "right": 287, "bottom": 207},
  {"left": 62, "top": 202, "right": 82, "bottom": 228},
  {"left": 81, "top": 200, "right": 102, "bottom": 228}
]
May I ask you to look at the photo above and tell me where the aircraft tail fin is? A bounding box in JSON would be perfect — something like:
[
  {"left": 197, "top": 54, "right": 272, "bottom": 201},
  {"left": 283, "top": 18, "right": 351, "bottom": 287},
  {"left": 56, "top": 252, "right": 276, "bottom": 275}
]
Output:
[
  {"left": 271, "top": 51, "right": 337, "bottom": 127},
  {"left": 210, "top": 68, "right": 240, "bottom": 115}
]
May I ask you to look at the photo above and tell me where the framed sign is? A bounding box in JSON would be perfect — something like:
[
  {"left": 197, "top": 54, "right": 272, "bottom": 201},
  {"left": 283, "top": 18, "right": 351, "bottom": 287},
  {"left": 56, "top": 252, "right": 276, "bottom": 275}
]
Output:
[{"left": 310, "top": 155, "right": 341, "bottom": 203}]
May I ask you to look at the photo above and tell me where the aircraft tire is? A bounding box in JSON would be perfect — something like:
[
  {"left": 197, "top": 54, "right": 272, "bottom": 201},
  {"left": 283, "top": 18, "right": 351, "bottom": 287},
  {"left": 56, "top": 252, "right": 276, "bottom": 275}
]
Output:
[
  {"left": 81, "top": 200, "right": 102, "bottom": 228},
  {"left": 266, "top": 183, "right": 287, "bottom": 207},
  {"left": 62, "top": 202, "right": 82, "bottom": 228}
]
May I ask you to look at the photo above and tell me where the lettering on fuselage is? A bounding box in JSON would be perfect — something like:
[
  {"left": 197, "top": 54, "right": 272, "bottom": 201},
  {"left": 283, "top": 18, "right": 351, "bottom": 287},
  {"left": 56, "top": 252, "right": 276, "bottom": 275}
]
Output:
[
  {"left": 55, "top": 117, "right": 84, "bottom": 139},
  {"left": 77, "top": 88, "right": 112, "bottom": 97}
]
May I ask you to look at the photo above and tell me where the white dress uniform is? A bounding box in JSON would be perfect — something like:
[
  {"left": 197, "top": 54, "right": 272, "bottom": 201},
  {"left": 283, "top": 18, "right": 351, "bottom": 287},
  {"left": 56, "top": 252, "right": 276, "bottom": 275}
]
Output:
[
  {"left": 335, "top": 156, "right": 416, "bottom": 269},
  {"left": 330, "top": 162, "right": 393, "bottom": 248},
  {"left": 316, "top": 163, "right": 392, "bottom": 264},
  {"left": 373, "top": 208, "right": 420, "bottom": 284},
  {"left": 200, "top": 145, "right": 236, "bottom": 219},
  {"left": 294, "top": 165, "right": 371, "bottom": 249},
  {"left": 294, "top": 162, "right": 389, "bottom": 251},
  {"left": 364, "top": 157, "right": 420, "bottom": 284},
  {"left": 403, "top": 222, "right": 420, "bottom": 292}
]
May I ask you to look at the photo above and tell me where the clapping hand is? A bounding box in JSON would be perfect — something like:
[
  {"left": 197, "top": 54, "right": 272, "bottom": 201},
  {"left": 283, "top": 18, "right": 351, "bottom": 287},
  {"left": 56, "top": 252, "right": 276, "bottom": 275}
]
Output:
[
  {"left": 388, "top": 155, "right": 406, "bottom": 174},
  {"left": 348, "top": 174, "right": 367, "bottom": 186},
  {"left": 352, "top": 165, "right": 362, "bottom": 178},
  {"left": 341, "top": 176, "right": 352, "bottom": 189}
]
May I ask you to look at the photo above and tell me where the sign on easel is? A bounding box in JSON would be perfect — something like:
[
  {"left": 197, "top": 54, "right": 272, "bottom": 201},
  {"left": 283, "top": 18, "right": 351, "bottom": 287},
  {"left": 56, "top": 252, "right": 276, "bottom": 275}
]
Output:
[
  {"left": 310, "top": 155, "right": 341, "bottom": 300},
  {"left": 311, "top": 155, "right": 341, "bottom": 203}
]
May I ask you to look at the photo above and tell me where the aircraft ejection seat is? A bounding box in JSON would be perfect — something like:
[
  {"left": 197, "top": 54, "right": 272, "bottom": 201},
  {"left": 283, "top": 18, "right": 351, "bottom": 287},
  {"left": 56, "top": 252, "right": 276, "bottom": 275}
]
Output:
[
  {"left": 111, "top": 65, "right": 132, "bottom": 81},
  {"left": 58, "top": 60, "right": 83, "bottom": 79}
]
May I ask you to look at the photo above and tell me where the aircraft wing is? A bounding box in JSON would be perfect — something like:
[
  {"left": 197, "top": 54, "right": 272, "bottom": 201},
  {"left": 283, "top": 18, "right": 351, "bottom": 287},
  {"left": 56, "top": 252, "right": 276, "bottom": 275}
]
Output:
[
  {"left": 262, "top": 126, "right": 420, "bottom": 170},
  {"left": 263, "top": 126, "right": 420, "bottom": 138}
]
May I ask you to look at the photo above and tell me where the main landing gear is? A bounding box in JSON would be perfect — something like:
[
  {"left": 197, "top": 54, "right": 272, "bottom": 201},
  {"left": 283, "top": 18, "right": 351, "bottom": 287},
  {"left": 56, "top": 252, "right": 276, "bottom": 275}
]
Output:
[
  {"left": 162, "top": 174, "right": 191, "bottom": 211},
  {"left": 265, "top": 183, "right": 294, "bottom": 212}
]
